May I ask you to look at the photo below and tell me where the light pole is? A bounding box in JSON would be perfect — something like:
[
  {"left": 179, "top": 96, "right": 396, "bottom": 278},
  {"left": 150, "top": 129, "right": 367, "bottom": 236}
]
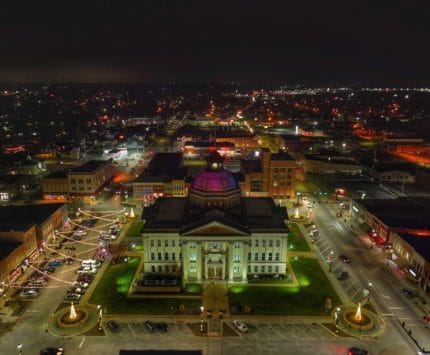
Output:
[
  {"left": 335, "top": 307, "right": 340, "bottom": 333},
  {"left": 17, "top": 344, "right": 23, "bottom": 355},
  {"left": 97, "top": 304, "right": 103, "bottom": 330},
  {"left": 367, "top": 282, "right": 373, "bottom": 303},
  {"left": 328, "top": 251, "right": 334, "bottom": 272},
  {"left": 296, "top": 192, "right": 301, "bottom": 207},
  {"left": 200, "top": 306, "right": 204, "bottom": 333}
]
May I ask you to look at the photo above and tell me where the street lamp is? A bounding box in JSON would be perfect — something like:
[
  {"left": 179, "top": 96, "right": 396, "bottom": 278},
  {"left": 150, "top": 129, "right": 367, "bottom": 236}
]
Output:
[
  {"left": 368, "top": 282, "right": 373, "bottom": 302},
  {"left": 335, "top": 307, "right": 341, "bottom": 333},
  {"left": 17, "top": 344, "right": 23, "bottom": 355},
  {"left": 328, "top": 251, "right": 334, "bottom": 272},
  {"left": 97, "top": 304, "right": 103, "bottom": 330},
  {"left": 200, "top": 306, "right": 204, "bottom": 333}
]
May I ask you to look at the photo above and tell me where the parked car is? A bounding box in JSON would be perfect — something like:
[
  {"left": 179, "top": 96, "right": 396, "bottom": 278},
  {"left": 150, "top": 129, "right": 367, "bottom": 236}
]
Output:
[
  {"left": 400, "top": 287, "right": 419, "bottom": 298},
  {"left": 77, "top": 275, "right": 93, "bottom": 283},
  {"left": 347, "top": 347, "right": 369, "bottom": 355},
  {"left": 74, "top": 281, "right": 89, "bottom": 288},
  {"left": 20, "top": 289, "right": 39, "bottom": 298},
  {"left": 47, "top": 260, "right": 63, "bottom": 267},
  {"left": 64, "top": 245, "right": 76, "bottom": 251},
  {"left": 156, "top": 322, "right": 169, "bottom": 333},
  {"left": 65, "top": 293, "right": 81, "bottom": 301},
  {"left": 339, "top": 254, "right": 351, "bottom": 263},
  {"left": 68, "top": 287, "right": 85, "bottom": 295},
  {"left": 337, "top": 271, "right": 350, "bottom": 281},
  {"left": 41, "top": 266, "right": 56, "bottom": 274},
  {"left": 65, "top": 257, "right": 74, "bottom": 265},
  {"left": 107, "top": 320, "right": 119, "bottom": 332},
  {"left": 145, "top": 321, "right": 157, "bottom": 333},
  {"left": 39, "top": 347, "right": 64, "bottom": 355},
  {"left": 233, "top": 320, "right": 248, "bottom": 333},
  {"left": 30, "top": 279, "right": 46, "bottom": 286},
  {"left": 76, "top": 267, "right": 97, "bottom": 274}
]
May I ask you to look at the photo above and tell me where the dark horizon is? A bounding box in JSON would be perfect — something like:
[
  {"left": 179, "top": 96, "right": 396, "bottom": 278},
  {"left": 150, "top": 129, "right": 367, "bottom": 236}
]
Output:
[{"left": 0, "top": 0, "right": 429, "bottom": 84}]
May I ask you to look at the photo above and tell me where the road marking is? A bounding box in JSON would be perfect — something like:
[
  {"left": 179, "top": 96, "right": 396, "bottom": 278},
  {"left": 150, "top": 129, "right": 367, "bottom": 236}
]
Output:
[
  {"left": 79, "top": 337, "right": 86, "bottom": 348},
  {"left": 128, "top": 323, "right": 136, "bottom": 338},
  {"left": 345, "top": 281, "right": 356, "bottom": 291},
  {"left": 380, "top": 313, "right": 395, "bottom": 316},
  {"left": 389, "top": 307, "right": 404, "bottom": 310},
  {"left": 381, "top": 294, "right": 391, "bottom": 299},
  {"left": 255, "top": 324, "right": 271, "bottom": 338}
]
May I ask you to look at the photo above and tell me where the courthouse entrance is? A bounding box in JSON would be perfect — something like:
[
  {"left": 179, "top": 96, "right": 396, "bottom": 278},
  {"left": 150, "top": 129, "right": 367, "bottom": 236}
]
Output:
[{"left": 205, "top": 253, "right": 225, "bottom": 280}]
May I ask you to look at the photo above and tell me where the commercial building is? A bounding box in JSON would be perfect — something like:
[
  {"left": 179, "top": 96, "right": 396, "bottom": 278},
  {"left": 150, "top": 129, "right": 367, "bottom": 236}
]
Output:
[
  {"left": 41, "top": 159, "right": 114, "bottom": 200},
  {"left": 351, "top": 198, "right": 430, "bottom": 291},
  {"left": 368, "top": 162, "right": 416, "bottom": 184},
  {"left": 141, "top": 152, "right": 289, "bottom": 284},
  {"left": 240, "top": 149, "right": 296, "bottom": 199},
  {"left": 182, "top": 141, "right": 236, "bottom": 159},
  {"left": 298, "top": 153, "right": 362, "bottom": 175},
  {"left": 133, "top": 153, "right": 188, "bottom": 202}
]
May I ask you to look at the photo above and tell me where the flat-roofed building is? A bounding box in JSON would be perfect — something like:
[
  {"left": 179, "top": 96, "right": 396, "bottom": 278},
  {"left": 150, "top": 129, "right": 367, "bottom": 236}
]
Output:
[
  {"left": 67, "top": 159, "right": 114, "bottom": 197},
  {"left": 241, "top": 149, "right": 296, "bottom": 199}
]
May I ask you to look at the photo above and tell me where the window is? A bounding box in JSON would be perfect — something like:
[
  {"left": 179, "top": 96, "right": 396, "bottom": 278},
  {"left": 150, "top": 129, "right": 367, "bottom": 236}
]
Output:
[
  {"left": 164, "top": 252, "right": 169, "bottom": 260},
  {"left": 255, "top": 239, "right": 259, "bottom": 247},
  {"left": 268, "top": 265, "right": 272, "bottom": 273},
  {"left": 189, "top": 266, "right": 197, "bottom": 273},
  {"left": 79, "top": 186, "right": 84, "bottom": 191},
  {"left": 248, "top": 265, "right": 251, "bottom": 273},
  {"left": 262, "top": 240, "right": 266, "bottom": 247},
  {"left": 247, "top": 252, "right": 251, "bottom": 261},
  {"left": 261, "top": 253, "right": 266, "bottom": 261},
  {"left": 276, "top": 240, "right": 281, "bottom": 247},
  {"left": 234, "top": 254, "right": 241, "bottom": 262},
  {"left": 157, "top": 240, "right": 161, "bottom": 247},
  {"left": 172, "top": 252, "right": 176, "bottom": 260},
  {"left": 172, "top": 240, "right": 175, "bottom": 247},
  {"left": 261, "top": 265, "right": 265, "bottom": 272},
  {"left": 71, "top": 179, "right": 76, "bottom": 183},
  {"left": 254, "top": 265, "right": 258, "bottom": 273},
  {"left": 254, "top": 253, "right": 258, "bottom": 261},
  {"left": 151, "top": 253, "right": 155, "bottom": 261},
  {"left": 233, "top": 266, "right": 240, "bottom": 274},
  {"left": 86, "top": 179, "right": 91, "bottom": 183},
  {"left": 275, "top": 265, "right": 279, "bottom": 273},
  {"left": 179, "top": 252, "right": 182, "bottom": 260},
  {"left": 268, "top": 253, "right": 272, "bottom": 261},
  {"left": 165, "top": 265, "right": 170, "bottom": 273},
  {"left": 158, "top": 265, "right": 162, "bottom": 272},
  {"left": 87, "top": 187, "right": 92, "bottom": 190},
  {"left": 151, "top": 265, "right": 156, "bottom": 272},
  {"left": 251, "top": 179, "right": 262, "bottom": 192},
  {"left": 158, "top": 252, "right": 162, "bottom": 261},
  {"left": 275, "top": 252, "right": 280, "bottom": 261},
  {"left": 150, "top": 240, "right": 154, "bottom": 247},
  {"left": 78, "top": 179, "right": 84, "bottom": 183},
  {"left": 269, "top": 240, "right": 273, "bottom": 247},
  {"left": 165, "top": 240, "right": 168, "bottom": 247},
  {"left": 190, "top": 253, "right": 197, "bottom": 262}
]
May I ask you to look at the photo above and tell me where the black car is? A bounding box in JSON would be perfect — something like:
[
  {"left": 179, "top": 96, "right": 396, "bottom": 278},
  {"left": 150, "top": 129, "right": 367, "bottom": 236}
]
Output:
[
  {"left": 145, "top": 320, "right": 157, "bottom": 333},
  {"left": 107, "top": 320, "right": 119, "bottom": 332},
  {"left": 156, "top": 322, "right": 169, "bottom": 333},
  {"left": 39, "top": 347, "right": 64, "bottom": 355},
  {"left": 337, "top": 271, "right": 350, "bottom": 281},
  {"left": 400, "top": 287, "right": 419, "bottom": 298},
  {"left": 348, "top": 347, "right": 369, "bottom": 355},
  {"left": 339, "top": 254, "right": 351, "bottom": 263}
]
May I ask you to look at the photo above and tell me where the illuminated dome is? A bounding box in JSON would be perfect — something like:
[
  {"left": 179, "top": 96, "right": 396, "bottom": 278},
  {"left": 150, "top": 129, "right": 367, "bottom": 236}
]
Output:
[{"left": 189, "top": 151, "right": 241, "bottom": 209}]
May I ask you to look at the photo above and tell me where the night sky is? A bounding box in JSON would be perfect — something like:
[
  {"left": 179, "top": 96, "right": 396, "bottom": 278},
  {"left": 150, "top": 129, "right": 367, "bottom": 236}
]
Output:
[{"left": 0, "top": 0, "right": 429, "bottom": 83}]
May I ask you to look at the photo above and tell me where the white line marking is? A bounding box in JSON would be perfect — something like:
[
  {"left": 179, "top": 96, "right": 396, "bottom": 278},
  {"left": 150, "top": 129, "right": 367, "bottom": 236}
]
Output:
[
  {"left": 389, "top": 307, "right": 404, "bottom": 310},
  {"left": 79, "top": 337, "right": 86, "bottom": 348},
  {"left": 128, "top": 323, "right": 136, "bottom": 338},
  {"left": 380, "top": 314, "right": 395, "bottom": 316}
]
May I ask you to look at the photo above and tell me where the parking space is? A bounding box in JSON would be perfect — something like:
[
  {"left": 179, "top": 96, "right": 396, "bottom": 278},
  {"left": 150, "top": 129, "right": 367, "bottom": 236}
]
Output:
[
  {"left": 105, "top": 321, "right": 193, "bottom": 338},
  {"left": 237, "top": 323, "right": 336, "bottom": 341}
]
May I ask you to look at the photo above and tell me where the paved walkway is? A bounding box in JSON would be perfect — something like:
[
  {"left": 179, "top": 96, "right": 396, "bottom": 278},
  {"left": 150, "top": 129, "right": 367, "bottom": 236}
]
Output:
[{"left": 201, "top": 282, "right": 230, "bottom": 318}]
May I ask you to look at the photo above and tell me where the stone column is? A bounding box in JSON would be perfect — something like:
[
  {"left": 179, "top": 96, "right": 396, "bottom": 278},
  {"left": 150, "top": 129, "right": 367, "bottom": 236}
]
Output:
[
  {"left": 197, "top": 242, "right": 202, "bottom": 281},
  {"left": 222, "top": 254, "right": 226, "bottom": 280},
  {"left": 182, "top": 241, "right": 188, "bottom": 283},
  {"left": 204, "top": 254, "right": 208, "bottom": 280},
  {"left": 242, "top": 241, "right": 248, "bottom": 282},
  {"left": 228, "top": 242, "right": 234, "bottom": 281}
]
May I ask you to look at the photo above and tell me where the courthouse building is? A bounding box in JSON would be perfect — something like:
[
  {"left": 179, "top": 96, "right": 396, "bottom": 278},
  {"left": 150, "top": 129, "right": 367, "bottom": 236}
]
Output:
[{"left": 141, "top": 152, "right": 289, "bottom": 284}]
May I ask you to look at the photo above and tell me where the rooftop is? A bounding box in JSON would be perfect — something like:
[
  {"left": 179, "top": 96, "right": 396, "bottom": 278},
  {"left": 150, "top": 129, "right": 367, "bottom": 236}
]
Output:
[
  {"left": 44, "top": 171, "right": 67, "bottom": 179},
  {"left": 70, "top": 159, "right": 112, "bottom": 173},
  {"left": 241, "top": 159, "right": 262, "bottom": 174},
  {"left": 0, "top": 203, "right": 66, "bottom": 231},
  {"left": 271, "top": 151, "right": 295, "bottom": 161},
  {"left": 0, "top": 241, "right": 22, "bottom": 262},
  {"left": 397, "top": 233, "right": 430, "bottom": 262},
  {"left": 135, "top": 153, "right": 188, "bottom": 183}
]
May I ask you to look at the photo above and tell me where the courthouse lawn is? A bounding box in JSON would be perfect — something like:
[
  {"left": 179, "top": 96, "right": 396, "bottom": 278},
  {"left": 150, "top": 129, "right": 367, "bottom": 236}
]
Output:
[
  {"left": 90, "top": 257, "right": 199, "bottom": 314},
  {"left": 229, "top": 257, "right": 340, "bottom": 315},
  {"left": 126, "top": 221, "right": 144, "bottom": 237},
  {"left": 288, "top": 223, "right": 311, "bottom": 252}
]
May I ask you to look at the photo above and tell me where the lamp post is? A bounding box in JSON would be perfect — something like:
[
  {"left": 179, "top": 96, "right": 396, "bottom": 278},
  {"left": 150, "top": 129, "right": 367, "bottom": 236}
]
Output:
[
  {"left": 17, "top": 344, "right": 23, "bottom": 355},
  {"left": 296, "top": 192, "right": 301, "bottom": 207},
  {"left": 97, "top": 304, "right": 103, "bottom": 330},
  {"left": 200, "top": 306, "right": 204, "bottom": 333},
  {"left": 335, "top": 307, "right": 341, "bottom": 333},
  {"left": 328, "top": 251, "right": 334, "bottom": 272},
  {"left": 367, "top": 282, "right": 373, "bottom": 303}
]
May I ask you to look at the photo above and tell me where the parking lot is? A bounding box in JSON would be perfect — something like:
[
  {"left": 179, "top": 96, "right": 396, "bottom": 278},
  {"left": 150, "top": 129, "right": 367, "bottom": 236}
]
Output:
[{"left": 104, "top": 321, "right": 337, "bottom": 341}]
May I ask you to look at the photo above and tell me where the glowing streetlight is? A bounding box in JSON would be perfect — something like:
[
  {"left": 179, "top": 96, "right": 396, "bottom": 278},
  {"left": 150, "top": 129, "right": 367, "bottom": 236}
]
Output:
[
  {"left": 17, "top": 343, "right": 23, "bottom": 355},
  {"left": 328, "top": 251, "right": 334, "bottom": 272}
]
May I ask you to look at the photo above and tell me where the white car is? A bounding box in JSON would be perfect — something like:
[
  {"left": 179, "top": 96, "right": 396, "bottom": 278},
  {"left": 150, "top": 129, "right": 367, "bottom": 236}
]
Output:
[
  {"left": 20, "top": 289, "right": 39, "bottom": 298},
  {"left": 233, "top": 320, "right": 248, "bottom": 333},
  {"left": 306, "top": 201, "right": 313, "bottom": 208},
  {"left": 76, "top": 266, "right": 97, "bottom": 274}
]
